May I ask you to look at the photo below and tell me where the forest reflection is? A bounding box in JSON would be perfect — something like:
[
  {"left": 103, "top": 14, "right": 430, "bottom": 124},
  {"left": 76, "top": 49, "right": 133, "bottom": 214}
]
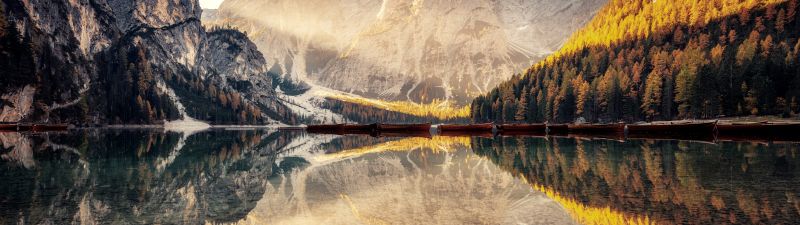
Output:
[
  {"left": 473, "top": 136, "right": 800, "bottom": 224},
  {"left": 2, "top": 130, "right": 799, "bottom": 224}
]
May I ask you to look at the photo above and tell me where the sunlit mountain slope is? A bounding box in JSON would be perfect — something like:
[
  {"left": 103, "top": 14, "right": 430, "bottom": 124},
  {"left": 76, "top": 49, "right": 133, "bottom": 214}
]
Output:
[
  {"left": 207, "top": 0, "right": 606, "bottom": 106},
  {"left": 473, "top": 0, "right": 800, "bottom": 123},
  {"left": 545, "top": 0, "right": 788, "bottom": 63}
]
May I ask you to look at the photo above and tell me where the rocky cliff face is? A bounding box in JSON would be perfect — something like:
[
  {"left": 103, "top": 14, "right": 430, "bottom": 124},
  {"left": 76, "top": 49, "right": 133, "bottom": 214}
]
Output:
[
  {"left": 212, "top": 0, "right": 606, "bottom": 105},
  {"left": 198, "top": 29, "right": 291, "bottom": 120},
  {"left": 0, "top": 0, "right": 294, "bottom": 124}
]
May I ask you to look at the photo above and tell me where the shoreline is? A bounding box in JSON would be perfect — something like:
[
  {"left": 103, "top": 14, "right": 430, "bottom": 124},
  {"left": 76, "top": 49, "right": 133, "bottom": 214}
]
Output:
[{"left": 100, "top": 124, "right": 303, "bottom": 129}]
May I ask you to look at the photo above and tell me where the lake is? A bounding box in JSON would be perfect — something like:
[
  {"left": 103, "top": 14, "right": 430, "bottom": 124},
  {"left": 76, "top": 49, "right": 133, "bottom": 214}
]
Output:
[{"left": 1, "top": 129, "right": 798, "bottom": 224}]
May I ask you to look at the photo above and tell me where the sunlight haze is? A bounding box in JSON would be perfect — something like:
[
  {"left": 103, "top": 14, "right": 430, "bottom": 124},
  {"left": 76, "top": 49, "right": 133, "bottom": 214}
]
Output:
[
  {"left": 199, "top": 0, "right": 224, "bottom": 9},
  {"left": 3, "top": 0, "right": 800, "bottom": 224}
]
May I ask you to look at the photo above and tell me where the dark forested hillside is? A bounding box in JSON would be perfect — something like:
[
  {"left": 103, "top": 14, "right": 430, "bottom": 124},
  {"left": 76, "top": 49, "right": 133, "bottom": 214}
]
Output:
[
  {"left": 95, "top": 43, "right": 182, "bottom": 124},
  {"left": 0, "top": 1, "right": 100, "bottom": 124},
  {"left": 472, "top": 0, "right": 800, "bottom": 123}
]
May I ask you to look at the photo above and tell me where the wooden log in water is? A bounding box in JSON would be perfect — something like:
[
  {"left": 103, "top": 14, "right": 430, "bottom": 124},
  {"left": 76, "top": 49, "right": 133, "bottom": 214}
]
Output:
[
  {"left": 567, "top": 123, "right": 626, "bottom": 134},
  {"left": 343, "top": 124, "right": 376, "bottom": 131},
  {"left": 0, "top": 123, "right": 16, "bottom": 131},
  {"left": 15, "top": 124, "right": 33, "bottom": 132},
  {"left": 496, "top": 124, "right": 546, "bottom": 134},
  {"left": 306, "top": 124, "right": 345, "bottom": 134},
  {"left": 31, "top": 124, "right": 70, "bottom": 132},
  {"left": 342, "top": 124, "right": 378, "bottom": 135},
  {"left": 375, "top": 130, "right": 432, "bottom": 138},
  {"left": 546, "top": 124, "right": 569, "bottom": 135},
  {"left": 377, "top": 123, "right": 431, "bottom": 132},
  {"left": 277, "top": 126, "right": 306, "bottom": 131},
  {"left": 438, "top": 123, "right": 494, "bottom": 132},
  {"left": 0, "top": 123, "right": 72, "bottom": 132},
  {"left": 717, "top": 122, "right": 800, "bottom": 141}
]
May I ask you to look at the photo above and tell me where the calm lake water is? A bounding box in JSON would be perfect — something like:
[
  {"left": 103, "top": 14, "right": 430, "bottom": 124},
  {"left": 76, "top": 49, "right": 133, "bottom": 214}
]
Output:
[{"left": 1, "top": 129, "right": 799, "bottom": 224}]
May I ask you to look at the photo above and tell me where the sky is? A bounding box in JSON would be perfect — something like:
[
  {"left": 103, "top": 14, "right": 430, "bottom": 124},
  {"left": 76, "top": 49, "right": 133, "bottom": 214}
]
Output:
[{"left": 199, "top": 0, "right": 224, "bottom": 9}]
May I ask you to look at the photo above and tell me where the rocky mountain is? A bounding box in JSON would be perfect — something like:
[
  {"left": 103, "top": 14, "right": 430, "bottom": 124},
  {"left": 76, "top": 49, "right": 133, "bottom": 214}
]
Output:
[
  {"left": 0, "top": 0, "right": 295, "bottom": 125},
  {"left": 210, "top": 0, "right": 606, "bottom": 105}
]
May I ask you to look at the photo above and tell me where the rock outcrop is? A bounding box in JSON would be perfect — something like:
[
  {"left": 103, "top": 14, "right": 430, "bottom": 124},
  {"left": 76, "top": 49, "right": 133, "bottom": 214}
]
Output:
[
  {"left": 198, "top": 29, "right": 290, "bottom": 120},
  {"left": 0, "top": 0, "right": 295, "bottom": 125}
]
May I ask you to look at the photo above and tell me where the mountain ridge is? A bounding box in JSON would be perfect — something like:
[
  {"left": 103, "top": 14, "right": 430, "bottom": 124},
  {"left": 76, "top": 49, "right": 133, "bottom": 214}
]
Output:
[{"left": 208, "top": 0, "right": 606, "bottom": 106}]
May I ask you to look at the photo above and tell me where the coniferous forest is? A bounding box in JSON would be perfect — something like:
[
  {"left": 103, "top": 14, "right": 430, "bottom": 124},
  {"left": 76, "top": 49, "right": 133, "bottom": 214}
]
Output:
[
  {"left": 472, "top": 0, "right": 800, "bottom": 123},
  {"left": 322, "top": 98, "right": 469, "bottom": 124}
]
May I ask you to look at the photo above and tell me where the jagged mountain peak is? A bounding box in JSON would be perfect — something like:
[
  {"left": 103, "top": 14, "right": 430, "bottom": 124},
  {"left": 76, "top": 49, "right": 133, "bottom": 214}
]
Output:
[
  {"left": 107, "top": 0, "right": 203, "bottom": 31},
  {"left": 210, "top": 0, "right": 606, "bottom": 106}
]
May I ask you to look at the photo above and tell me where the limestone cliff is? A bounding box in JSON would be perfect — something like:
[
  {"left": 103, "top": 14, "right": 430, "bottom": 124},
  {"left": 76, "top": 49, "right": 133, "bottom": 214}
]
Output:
[
  {"left": 0, "top": 0, "right": 295, "bottom": 125},
  {"left": 212, "top": 0, "right": 606, "bottom": 105}
]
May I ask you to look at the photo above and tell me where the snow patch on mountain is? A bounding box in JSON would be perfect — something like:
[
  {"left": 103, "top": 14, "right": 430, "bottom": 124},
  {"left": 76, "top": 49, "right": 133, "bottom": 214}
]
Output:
[
  {"left": 158, "top": 81, "right": 212, "bottom": 132},
  {"left": 277, "top": 88, "right": 343, "bottom": 124}
]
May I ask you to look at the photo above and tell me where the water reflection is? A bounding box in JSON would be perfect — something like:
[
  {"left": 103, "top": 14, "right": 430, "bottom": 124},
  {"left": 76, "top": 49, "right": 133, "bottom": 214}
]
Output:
[
  {"left": 473, "top": 136, "right": 800, "bottom": 224},
  {"left": 1, "top": 130, "right": 799, "bottom": 224},
  {"left": 238, "top": 135, "right": 573, "bottom": 225},
  {"left": 0, "top": 129, "right": 293, "bottom": 224}
]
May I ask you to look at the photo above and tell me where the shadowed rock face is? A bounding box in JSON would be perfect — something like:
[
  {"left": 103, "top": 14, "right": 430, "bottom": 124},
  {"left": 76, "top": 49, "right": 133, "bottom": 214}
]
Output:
[
  {"left": 107, "top": 0, "right": 203, "bottom": 32},
  {"left": 212, "top": 0, "right": 606, "bottom": 105},
  {"left": 199, "top": 29, "right": 288, "bottom": 117},
  {"left": 0, "top": 0, "right": 294, "bottom": 124}
]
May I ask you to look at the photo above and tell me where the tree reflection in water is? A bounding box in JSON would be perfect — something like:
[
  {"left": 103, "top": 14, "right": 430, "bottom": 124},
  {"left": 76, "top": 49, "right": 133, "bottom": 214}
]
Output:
[
  {"left": 2, "top": 131, "right": 798, "bottom": 225},
  {"left": 472, "top": 136, "right": 800, "bottom": 225}
]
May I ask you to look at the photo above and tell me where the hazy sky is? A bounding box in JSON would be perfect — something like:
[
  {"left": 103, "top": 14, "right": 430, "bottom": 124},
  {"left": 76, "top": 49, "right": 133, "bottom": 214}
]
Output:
[{"left": 199, "top": 0, "right": 224, "bottom": 9}]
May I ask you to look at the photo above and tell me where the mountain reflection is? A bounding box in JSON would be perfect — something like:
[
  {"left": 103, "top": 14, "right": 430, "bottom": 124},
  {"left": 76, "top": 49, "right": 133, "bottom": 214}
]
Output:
[
  {"left": 472, "top": 137, "right": 800, "bottom": 224},
  {"left": 3, "top": 131, "right": 799, "bottom": 224},
  {"left": 238, "top": 135, "right": 574, "bottom": 225},
  {"left": 0, "top": 130, "right": 294, "bottom": 224}
]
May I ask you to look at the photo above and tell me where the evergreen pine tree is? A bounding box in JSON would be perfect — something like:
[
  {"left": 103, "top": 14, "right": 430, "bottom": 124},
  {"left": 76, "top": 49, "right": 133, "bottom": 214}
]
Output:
[
  {"left": 642, "top": 73, "right": 663, "bottom": 121},
  {"left": 515, "top": 87, "right": 529, "bottom": 121}
]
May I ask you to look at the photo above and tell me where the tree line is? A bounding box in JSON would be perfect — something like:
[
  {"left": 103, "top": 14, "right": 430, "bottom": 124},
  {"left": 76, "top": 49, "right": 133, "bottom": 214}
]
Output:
[
  {"left": 322, "top": 98, "right": 469, "bottom": 124},
  {"left": 164, "top": 63, "right": 269, "bottom": 125},
  {"left": 472, "top": 0, "right": 800, "bottom": 123},
  {"left": 97, "top": 42, "right": 182, "bottom": 124}
]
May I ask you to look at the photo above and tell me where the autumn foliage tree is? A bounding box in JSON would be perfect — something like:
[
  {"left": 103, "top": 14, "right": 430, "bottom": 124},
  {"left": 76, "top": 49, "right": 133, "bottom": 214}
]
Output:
[{"left": 472, "top": 0, "right": 800, "bottom": 123}]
